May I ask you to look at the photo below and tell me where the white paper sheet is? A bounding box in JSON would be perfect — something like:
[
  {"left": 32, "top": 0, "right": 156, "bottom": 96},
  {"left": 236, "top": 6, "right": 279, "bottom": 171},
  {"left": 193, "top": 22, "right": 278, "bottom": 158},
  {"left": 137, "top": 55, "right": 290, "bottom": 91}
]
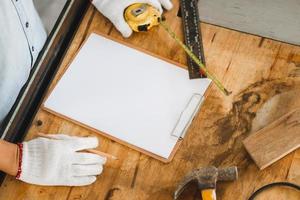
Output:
[{"left": 44, "top": 33, "right": 211, "bottom": 159}]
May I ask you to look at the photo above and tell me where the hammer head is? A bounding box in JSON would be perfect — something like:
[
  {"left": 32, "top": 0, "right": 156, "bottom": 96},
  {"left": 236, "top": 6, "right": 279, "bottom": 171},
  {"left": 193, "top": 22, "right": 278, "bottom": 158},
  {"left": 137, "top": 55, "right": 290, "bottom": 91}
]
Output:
[{"left": 174, "top": 166, "right": 238, "bottom": 200}]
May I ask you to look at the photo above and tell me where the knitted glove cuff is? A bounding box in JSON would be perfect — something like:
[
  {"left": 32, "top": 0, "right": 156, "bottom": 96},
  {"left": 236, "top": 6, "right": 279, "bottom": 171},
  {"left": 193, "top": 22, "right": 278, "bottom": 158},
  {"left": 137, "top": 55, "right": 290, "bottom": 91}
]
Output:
[{"left": 15, "top": 143, "right": 23, "bottom": 180}]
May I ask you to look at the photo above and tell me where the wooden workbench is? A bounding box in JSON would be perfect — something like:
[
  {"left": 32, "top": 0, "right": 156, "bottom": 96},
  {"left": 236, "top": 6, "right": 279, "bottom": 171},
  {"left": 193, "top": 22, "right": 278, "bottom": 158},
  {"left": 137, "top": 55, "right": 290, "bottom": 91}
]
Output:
[{"left": 1, "top": 1, "right": 300, "bottom": 199}]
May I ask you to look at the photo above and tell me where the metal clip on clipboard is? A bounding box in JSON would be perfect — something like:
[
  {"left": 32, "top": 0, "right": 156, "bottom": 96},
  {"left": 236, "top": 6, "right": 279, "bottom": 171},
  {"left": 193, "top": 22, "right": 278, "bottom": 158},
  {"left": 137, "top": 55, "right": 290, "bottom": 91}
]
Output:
[{"left": 171, "top": 94, "right": 204, "bottom": 140}]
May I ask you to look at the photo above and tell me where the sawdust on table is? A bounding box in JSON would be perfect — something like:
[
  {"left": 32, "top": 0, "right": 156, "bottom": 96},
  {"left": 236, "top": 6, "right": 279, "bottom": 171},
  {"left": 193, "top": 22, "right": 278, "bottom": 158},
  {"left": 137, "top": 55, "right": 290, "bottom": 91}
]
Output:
[{"left": 213, "top": 77, "right": 300, "bottom": 168}]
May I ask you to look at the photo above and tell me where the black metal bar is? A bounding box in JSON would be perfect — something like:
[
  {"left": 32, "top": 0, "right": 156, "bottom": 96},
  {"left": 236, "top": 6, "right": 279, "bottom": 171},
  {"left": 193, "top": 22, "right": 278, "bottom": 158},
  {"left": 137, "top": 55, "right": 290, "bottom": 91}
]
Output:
[{"left": 180, "top": 0, "right": 206, "bottom": 79}]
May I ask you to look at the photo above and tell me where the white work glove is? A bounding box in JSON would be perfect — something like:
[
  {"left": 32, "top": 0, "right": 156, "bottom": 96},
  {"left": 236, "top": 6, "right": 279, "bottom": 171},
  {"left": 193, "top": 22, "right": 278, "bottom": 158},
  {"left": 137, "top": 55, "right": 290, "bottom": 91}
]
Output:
[
  {"left": 92, "top": 0, "right": 173, "bottom": 37},
  {"left": 17, "top": 134, "right": 106, "bottom": 186}
]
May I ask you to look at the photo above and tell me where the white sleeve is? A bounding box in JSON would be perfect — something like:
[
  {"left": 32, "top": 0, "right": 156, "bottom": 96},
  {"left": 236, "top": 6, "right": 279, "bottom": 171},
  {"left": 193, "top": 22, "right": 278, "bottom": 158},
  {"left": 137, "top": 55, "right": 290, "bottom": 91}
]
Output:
[{"left": 0, "top": 0, "right": 46, "bottom": 123}]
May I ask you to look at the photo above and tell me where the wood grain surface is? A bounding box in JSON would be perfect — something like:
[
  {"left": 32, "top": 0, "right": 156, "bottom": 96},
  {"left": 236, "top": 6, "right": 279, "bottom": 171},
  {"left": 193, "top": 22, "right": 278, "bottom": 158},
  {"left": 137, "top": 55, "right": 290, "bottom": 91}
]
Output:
[
  {"left": 1, "top": 1, "right": 300, "bottom": 199},
  {"left": 243, "top": 108, "right": 300, "bottom": 169}
]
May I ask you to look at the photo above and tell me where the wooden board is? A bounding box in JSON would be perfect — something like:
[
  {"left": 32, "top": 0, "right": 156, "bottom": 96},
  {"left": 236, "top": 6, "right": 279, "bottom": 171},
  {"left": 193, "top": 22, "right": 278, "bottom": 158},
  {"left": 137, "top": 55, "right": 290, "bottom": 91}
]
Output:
[
  {"left": 1, "top": 1, "right": 300, "bottom": 199},
  {"left": 243, "top": 108, "right": 300, "bottom": 169},
  {"left": 198, "top": 0, "right": 300, "bottom": 45},
  {"left": 288, "top": 150, "right": 300, "bottom": 185}
]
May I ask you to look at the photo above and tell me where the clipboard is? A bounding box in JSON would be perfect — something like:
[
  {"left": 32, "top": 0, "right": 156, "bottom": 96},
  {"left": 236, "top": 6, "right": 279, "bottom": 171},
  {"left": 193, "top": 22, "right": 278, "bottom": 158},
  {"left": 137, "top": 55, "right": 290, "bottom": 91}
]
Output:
[{"left": 43, "top": 32, "right": 211, "bottom": 162}]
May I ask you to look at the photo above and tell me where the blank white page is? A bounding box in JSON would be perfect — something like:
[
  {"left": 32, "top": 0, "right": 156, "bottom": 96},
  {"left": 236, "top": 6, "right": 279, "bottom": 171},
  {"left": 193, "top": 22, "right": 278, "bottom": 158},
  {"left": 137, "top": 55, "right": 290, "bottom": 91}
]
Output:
[{"left": 44, "top": 33, "right": 211, "bottom": 159}]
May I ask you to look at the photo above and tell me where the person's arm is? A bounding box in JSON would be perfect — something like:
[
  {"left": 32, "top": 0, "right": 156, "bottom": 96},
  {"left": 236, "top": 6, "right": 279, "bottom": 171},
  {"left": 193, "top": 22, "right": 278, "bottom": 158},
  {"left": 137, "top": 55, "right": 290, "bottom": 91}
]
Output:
[
  {"left": 0, "top": 140, "right": 19, "bottom": 176},
  {"left": 0, "top": 134, "right": 106, "bottom": 186}
]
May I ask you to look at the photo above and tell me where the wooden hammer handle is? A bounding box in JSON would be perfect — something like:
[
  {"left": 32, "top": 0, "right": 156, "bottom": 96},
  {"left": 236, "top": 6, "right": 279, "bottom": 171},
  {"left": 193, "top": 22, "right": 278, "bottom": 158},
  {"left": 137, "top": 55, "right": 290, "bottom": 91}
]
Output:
[{"left": 201, "top": 189, "right": 217, "bottom": 200}]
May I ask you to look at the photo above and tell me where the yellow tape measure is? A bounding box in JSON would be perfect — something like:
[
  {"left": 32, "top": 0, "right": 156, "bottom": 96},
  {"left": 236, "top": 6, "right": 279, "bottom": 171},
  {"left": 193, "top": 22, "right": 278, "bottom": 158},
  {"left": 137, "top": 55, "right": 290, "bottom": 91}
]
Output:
[
  {"left": 124, "top": 4, "right": 231, "bottom": 96},
  {"left": 124, "top": 3, "right": 161, "bottom": 32}
]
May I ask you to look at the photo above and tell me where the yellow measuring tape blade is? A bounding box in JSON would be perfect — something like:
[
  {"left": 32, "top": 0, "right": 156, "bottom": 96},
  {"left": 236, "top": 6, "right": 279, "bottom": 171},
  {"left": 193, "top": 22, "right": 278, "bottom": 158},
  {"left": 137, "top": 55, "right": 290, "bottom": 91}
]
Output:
[{"left": 160, "top": 20, "right": 231, "bottom": 96}]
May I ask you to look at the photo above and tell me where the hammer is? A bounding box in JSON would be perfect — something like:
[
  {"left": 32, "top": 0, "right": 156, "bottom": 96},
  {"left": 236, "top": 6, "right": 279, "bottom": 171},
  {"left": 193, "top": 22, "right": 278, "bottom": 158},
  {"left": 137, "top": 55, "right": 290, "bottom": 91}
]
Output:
[{"left": 174, "top": 166, "right": 238, "bottom": 200}]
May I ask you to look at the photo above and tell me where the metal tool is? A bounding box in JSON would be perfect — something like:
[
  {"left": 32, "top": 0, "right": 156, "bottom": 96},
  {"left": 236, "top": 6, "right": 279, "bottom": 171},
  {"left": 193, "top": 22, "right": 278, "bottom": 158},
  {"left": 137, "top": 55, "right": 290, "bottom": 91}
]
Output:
[
  {"left": 174, "top": 166, "right": 238, "bottom": 200},
  {"left": 124, "top": 3, "right": 161, "bottom": 32},
  {"left": 124, "top": 3, "right": 231, "bottom": 96},
  {"left": 179, "top": 0, "right": 206, "bottom": 79}
]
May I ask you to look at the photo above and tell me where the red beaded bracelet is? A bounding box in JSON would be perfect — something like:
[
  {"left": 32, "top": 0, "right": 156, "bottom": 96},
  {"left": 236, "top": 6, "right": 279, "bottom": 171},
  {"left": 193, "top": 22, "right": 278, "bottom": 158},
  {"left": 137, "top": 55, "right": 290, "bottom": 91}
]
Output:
[{"left": 15, "top": 143, "right": 23, "bottom": 179}]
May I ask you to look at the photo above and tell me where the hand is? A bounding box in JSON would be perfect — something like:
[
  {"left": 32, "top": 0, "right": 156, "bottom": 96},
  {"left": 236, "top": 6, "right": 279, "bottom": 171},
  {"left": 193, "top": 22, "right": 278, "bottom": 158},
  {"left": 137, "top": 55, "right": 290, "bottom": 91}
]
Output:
[
  {"left": 17, "top": 134, "right": 106, "bottom": 186},
  {"left": 92, "top": 0, "right": 173, "bottom": 37}
]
